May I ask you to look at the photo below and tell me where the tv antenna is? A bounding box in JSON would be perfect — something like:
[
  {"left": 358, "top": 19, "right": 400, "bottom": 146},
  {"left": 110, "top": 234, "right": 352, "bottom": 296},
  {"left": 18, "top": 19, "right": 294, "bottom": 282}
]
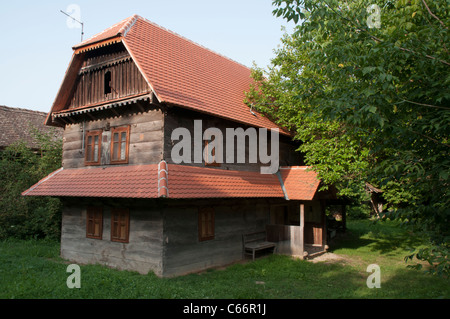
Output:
[{"left": 60, "top": 9, "right": 84, "bottom": 41}]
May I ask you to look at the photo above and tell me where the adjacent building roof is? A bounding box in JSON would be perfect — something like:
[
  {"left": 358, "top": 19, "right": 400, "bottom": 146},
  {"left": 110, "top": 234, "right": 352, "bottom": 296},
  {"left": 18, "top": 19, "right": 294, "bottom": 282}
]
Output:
[
  {"left": 22, "top": 162, "right": 320, "bottom": 201},
  {"left": 48, "top": 15, "right": 289, "bottom": 135},
  {"left": 0, "top": 105, "right": 62, "bottom": 150}
]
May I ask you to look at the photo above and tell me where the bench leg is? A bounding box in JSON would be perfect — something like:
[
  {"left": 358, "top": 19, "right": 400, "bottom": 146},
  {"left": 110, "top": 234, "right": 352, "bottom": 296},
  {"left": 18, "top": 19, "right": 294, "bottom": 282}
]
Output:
[{"left": 252, "top": 249, "right": 255, "bottom": 261}]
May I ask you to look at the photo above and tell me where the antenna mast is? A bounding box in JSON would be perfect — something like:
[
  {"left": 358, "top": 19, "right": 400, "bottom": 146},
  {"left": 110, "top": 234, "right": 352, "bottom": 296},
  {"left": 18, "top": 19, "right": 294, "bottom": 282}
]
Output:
[{"left": 60, "top": 9, "right": 84, "bottom": 41}]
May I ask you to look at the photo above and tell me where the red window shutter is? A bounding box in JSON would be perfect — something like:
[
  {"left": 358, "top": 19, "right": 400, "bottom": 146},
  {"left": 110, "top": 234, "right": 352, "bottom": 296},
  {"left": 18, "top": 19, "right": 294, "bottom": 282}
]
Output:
[
  {"left": 198, "top": 207, "right": 214, "bottom": 241},
  {"left": 111, "top": 208, "right": 130, "bottom": 243}
]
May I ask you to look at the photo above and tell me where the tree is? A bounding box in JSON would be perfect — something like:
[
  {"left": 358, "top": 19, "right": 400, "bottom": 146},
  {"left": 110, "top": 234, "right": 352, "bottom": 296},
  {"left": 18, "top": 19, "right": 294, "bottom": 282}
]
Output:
[{"left": 248, "top": 0, "right": 449, "bottom": 275}]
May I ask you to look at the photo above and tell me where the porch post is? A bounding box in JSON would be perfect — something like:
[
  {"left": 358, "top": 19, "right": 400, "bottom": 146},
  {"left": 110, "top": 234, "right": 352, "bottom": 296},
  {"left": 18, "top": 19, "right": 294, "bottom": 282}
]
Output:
[
  {"left": 299, "top": 203, "right": 304, "bottom": 259},
  {"left": 320, "top": 200, "right": 327, "bottom": 248}
]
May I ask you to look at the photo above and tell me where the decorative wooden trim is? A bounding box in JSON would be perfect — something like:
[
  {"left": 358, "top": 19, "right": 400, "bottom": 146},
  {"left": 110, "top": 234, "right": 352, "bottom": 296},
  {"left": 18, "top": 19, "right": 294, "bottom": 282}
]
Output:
[
  {"left": 110, "top": 208, "right": 130, "bottom": 243},
  {"left": 84, "top": 130, "right": 102, "bottom": 166},
  {"left": 86, "top": 206, "right": 103, "bottom": 239},
  {"left": 110, "top": 125, "right": 130, "bottom": 164},
  {"left": 74, "top": 37, "right": 122, "bottom": 54}
]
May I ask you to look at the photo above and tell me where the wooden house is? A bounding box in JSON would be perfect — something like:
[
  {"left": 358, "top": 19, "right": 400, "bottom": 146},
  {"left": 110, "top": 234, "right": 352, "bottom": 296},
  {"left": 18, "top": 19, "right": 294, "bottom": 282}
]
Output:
[{"left": 23, "top": 15, "right": 338, "bottom": 277}]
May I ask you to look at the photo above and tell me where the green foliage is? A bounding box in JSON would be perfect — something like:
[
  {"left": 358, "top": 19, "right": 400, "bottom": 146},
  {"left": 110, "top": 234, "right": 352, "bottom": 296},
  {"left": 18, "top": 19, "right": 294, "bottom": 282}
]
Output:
[
  {"left": 246, "top": 61, "right": 371, "bottom": 199},
  {"left": 406, "top": 245, "right": 449, "bottom": 277},
  {"left": 347, "top": 204, "right": 372, "bottom": 220},
  {"left": 0, "top": 128, "right": 63, "bottom": 240},
  {"left": 249, "top": 0, "right": 449, "bottom": 274}
]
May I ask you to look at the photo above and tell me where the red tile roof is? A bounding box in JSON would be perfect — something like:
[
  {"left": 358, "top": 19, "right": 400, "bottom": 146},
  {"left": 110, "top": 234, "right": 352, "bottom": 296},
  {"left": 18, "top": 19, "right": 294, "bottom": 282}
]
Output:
[
  {"left": 22, "top": 165, "right": 159, "bottom": 199},
  {"left": 278, "top": 166, "right": 321, "bottom": 200},
  {"left": 167, "top": 165, "right": 284, "bottom": 198},
  {"left": 72, "top": 16, "right": 133, "bottom": 49},
  {"left": 22, "top": 163, "right": 319, "bottom": 200},
  {"left": 49, "top": 15, "right": 289, "bottom": 135}
]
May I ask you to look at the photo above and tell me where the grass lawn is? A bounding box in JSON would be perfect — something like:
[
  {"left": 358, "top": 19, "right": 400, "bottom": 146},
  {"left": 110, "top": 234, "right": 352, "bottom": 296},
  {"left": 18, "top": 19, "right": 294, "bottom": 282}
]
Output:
[{"left": 0, "top": 219, "right": 448, "bottom": 299}]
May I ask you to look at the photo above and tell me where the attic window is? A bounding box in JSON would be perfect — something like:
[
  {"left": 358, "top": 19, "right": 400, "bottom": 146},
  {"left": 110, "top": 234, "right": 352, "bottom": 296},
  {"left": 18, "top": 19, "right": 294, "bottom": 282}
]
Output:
[{"left": 104, "top": 70, "right": 112, "bottom": 95}]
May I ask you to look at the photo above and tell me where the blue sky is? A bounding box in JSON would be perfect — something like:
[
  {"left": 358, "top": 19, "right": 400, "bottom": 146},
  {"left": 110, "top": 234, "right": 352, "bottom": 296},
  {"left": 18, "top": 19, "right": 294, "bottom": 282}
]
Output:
[{"left": 0, "top": 1, "right": 294, "bottom": 113}]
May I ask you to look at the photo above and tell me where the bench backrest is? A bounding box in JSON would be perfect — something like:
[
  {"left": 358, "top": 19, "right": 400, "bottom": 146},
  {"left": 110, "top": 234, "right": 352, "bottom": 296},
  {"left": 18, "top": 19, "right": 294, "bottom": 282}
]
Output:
[{"left": 243, "top": 231, "right": 267, "bottom": 244}]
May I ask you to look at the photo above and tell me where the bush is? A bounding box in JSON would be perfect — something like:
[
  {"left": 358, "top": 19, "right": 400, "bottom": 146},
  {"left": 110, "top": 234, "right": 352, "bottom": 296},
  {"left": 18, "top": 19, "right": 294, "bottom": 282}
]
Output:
[{"left": 0, "top": 128, "right": 62, "bottom": 240}]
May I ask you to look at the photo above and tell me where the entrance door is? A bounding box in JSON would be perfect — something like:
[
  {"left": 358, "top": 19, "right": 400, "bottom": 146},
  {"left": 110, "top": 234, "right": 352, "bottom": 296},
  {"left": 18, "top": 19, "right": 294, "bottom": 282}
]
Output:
[
  {"left": 305, "top": 224, "right": 322, "bottom": 246},
  {"left": 304, "top": 202, "right": 323, "bottom": 246}
]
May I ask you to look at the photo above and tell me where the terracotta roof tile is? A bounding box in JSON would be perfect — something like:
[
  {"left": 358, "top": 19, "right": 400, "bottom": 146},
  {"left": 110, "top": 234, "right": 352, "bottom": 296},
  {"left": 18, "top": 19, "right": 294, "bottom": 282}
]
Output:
[
  {"left": 167, "top": 164, "right": 284, "bottom": 199},
  {"left": 22, "top": 164, "right": 159, "bottom": 198},
  {"left": 72, "top": 15, "right": 135, "bottom": 49},
  {"left": 23, "top": 163, "right": 319, "bottom": 200},
  {"left": 279, "top": 166, "right": 321, "bottom": 200},
  {"left": 23, "top": 163, "right": 286, "bottom": 199},
  {"left": 67, "top": 15, "right": 289, "bottom": 135}
]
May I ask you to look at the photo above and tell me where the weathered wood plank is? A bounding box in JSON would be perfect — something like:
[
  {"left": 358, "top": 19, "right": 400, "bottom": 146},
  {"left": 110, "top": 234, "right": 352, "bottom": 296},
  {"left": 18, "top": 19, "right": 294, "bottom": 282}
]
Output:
[
  {"left": 60, "top": 204, "right": 164, "bottom": 275},
  {"left": 162, "top": 199, "right": 271, "bottom": 276}
]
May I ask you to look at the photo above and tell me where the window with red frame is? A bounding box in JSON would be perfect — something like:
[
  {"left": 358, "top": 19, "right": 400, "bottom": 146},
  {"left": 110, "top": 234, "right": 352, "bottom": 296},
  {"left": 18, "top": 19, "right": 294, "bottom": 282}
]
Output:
[
  {"left": 110, "top": 126, "right": 130, "bottom": 164},
  {"left": 85, "top": 130, "right": 102, "bottom": 165}
]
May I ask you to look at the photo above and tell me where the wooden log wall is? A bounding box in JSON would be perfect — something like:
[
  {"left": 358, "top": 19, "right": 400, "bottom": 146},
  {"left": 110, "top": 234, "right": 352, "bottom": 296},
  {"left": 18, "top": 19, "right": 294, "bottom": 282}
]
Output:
[
  {"left": 164, "top": 107, "right": 302, "bottom": 172},
  {"left": 161, "top": 198, "right": 272, "bottom": 277},
  {"left": 60, "top": 200, "right": 164, "bottom": 276},
  {"left": 62, "top": 107, "right": 164, "bottom": 168}
]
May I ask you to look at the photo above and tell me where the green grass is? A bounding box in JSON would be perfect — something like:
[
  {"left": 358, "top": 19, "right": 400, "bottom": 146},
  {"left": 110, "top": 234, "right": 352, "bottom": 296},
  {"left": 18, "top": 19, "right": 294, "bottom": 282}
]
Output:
[{"left": 0, "top": 219, "right": 448, "bottom": 299}]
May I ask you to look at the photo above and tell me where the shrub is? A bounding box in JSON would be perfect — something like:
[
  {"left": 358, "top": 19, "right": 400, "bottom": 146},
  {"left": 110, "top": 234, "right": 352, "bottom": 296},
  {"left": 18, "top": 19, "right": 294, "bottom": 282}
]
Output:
[{"left": 0, "top": 128, "right": 62, "bottom": 240}]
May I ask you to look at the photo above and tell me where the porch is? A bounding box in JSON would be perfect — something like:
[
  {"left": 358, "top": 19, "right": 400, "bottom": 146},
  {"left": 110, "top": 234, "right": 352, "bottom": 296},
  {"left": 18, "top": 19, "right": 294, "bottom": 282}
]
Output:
[
  {"left": 266, "top": 201, "right": 345, "bottom": 259},
  {"left": 266, "top": 224, "right": 328, "bottom": 259}
]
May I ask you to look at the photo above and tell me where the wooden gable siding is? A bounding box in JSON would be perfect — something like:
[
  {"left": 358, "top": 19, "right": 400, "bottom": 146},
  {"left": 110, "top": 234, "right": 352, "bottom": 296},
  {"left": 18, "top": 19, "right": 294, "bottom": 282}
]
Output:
[
  {"left": 62, "top": 107, "right": 164, "bottom": 168},
  {"left": 68, "top": 45, "right": 150, "bottom": 109}
]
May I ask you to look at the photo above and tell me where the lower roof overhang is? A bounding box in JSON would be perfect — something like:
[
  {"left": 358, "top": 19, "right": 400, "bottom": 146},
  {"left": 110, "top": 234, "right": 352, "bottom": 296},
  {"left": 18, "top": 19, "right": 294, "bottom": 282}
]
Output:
[{"left": 22, "top": 162, "right": 321, "bottom": 201}]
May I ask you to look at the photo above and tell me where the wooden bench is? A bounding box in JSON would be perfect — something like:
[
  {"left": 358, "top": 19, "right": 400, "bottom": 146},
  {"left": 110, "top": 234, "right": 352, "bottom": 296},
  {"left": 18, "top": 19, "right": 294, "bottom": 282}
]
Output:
[{"left": 242, "top": 231, "right": 277, "bottom": 261}]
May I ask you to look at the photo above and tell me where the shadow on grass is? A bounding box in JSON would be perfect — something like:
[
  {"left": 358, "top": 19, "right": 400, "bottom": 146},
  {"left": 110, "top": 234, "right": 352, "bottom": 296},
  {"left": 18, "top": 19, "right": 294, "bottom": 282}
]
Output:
[{"left": 328, "top": 219, "right": 427, "bottom": 256}]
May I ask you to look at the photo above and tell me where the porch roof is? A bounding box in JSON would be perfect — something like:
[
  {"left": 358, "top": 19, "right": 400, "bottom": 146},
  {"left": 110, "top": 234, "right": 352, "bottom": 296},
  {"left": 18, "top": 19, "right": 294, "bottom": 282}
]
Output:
[
  {"left": 22, "top": 163, "right": 320, "bottom": 200},
  {"left": 278, "top": 166, "right": 321, "bottom": 201}
]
